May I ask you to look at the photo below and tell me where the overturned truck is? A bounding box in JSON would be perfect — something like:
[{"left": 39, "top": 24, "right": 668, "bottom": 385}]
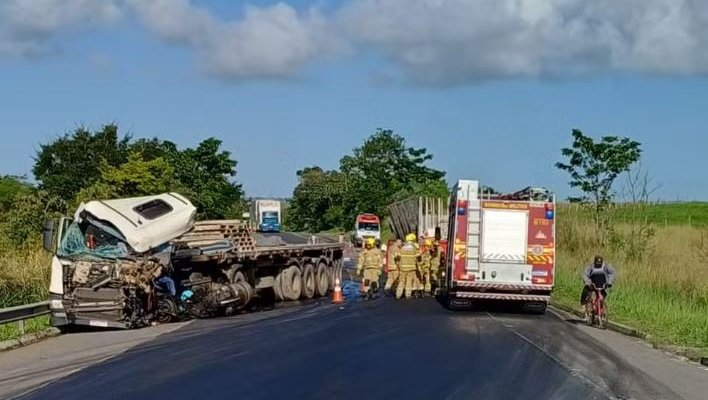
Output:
[{"left": 43, "top": 193, "right": 344, "bottom": 330}]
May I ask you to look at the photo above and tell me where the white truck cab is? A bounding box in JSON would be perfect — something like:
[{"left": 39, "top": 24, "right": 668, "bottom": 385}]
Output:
[{"left": 44, "top": 193, "right": 196, "bottom": 329}]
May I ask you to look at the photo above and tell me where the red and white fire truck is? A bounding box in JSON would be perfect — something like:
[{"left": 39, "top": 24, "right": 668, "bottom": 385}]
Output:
[{"left": 441, "top": 180, "right": 556, "bottom": 312}]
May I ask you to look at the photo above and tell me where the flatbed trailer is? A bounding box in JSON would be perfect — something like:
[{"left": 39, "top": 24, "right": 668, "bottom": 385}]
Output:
[{"left": 171, "top": 220, "right": 344, "bottom": 313}]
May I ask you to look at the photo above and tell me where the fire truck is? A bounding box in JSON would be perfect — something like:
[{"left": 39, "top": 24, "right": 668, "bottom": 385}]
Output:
[{"left": 441, "top": 180, "right": 555, "bottom": 313}]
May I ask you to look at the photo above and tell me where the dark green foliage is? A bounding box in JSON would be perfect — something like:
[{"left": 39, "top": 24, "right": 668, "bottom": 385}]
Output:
[
  {"left": 556, "top": 129, "right": 642, "bottom": 243},
  {"left": 0, "top": 175, "right": 32, "bottom": 212},
  {"left": 31, "top": 125, "right": 244, "bottom": 221},
  {"left": 287, "top": 129, "right": 447, "bottom": 231},
  {"left": 33, "top": 124, "right": 130, "bottom": 201}
]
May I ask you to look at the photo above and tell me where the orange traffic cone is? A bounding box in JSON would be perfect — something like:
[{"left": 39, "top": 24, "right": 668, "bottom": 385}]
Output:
[{"left": 332, "top": 278, "right": 344, "bottom": 304}]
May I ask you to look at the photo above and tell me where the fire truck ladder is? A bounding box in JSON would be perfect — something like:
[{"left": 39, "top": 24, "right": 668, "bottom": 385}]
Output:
[{"left": 466, "top": 199, "right": 481, "bottom": 272}]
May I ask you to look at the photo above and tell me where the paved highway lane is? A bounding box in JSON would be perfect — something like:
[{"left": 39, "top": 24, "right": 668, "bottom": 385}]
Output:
[{"left": 17, "top": 294, "right": 690, "bottom": 400}]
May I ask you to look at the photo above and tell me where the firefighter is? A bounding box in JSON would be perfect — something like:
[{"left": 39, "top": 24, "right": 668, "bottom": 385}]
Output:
[
  {"left": 385, "top": 238, "right": 402, "bottom": 296},
  {"left": 396, "top": 234, "right": 419, "bottom": 299},
  {"left": 356, "top": 237, "right": 383, "bottom": 298},
  {"left": 419, "top": 239, "right": 433, "bottom": 295},
  {"left": 429, "top": 240, "right": 442, "bottom": 293}
]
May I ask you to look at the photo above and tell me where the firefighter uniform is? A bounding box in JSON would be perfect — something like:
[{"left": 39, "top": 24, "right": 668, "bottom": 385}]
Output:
[
  {"left": 357, "top": 239, "right": 383, "bottom": 295},
  {"left": 429, "top": 244, "right": 441, "bottom": 292},
  {"left": 385, "top": 241, "right": 402, "bottom": 293},
  {"left": 396, "top": 235, "right": 419, "bottom": 299},
  {"left": 419, "top": 247, "right": 432, "bottom": 294}
]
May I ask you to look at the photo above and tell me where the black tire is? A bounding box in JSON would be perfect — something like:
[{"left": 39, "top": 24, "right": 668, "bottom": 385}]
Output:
[
  {"left": 315, "top": 262, "right": 330, "bottom": 297},
  {"left": 282, "top": 266, "right": 302, "bottom": 301},
  {"left": 156, "top": 297, "right": 177, "bottom": 324},
  {"left": 273, "top": 272, "right": 284, "bottom": 301},
  {"left": 302, "top": 264, "right": 316, "bottom": 299},
  {"left": 523, "top": 301, "right": 547, "bottom": 315},
  {"left": 328, "top": 260, "right": 338, "bottom": 291}
]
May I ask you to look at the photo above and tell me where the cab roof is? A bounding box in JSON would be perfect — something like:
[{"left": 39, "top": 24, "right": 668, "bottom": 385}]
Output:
[{"left": 74, "top": 193, "right": 196, "bottom": 253}]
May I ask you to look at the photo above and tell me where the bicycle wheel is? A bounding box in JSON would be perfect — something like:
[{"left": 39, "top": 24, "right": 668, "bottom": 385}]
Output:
[
  {"left": 598, "top": 300, "right": 608, "bottom": 329},
  {"left": 585, "top": 297, "right": 595, "bottom": 326}
]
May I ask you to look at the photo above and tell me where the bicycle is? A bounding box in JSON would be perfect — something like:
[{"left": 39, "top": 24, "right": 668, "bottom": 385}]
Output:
[{"left": 584, "top": 283, "right": 608, "bottom": 329}]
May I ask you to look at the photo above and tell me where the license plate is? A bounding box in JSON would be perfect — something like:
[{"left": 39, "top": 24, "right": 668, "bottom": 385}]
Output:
[{"left": 89, "top": 320, "right": 108, "bottom": 327}]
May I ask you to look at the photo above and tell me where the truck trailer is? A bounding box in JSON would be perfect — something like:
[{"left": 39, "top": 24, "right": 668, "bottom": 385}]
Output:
[{"left": 43, "top": 193, "right": 344, "bottom": 330}]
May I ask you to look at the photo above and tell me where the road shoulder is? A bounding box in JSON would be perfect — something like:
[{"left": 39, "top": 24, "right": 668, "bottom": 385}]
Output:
[
  {"left": 549, "top": 306, "right": 708, "bottom": 400},
  {"left": 0, "top": 321, "right": 191, "bottom": 399}
]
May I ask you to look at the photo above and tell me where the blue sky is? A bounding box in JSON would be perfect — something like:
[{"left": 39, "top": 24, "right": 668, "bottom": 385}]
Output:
[{"left": 1, "top": 0, "right": 707, "bottom": 200}]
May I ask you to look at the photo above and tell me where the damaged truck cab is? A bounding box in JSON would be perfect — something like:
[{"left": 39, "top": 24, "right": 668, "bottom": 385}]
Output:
[
  {"left": 44, "top": 193, "right": 196, "bottom": 329},
  {"left": 44, "top": 193, "right": 345, "bottom": 330}
]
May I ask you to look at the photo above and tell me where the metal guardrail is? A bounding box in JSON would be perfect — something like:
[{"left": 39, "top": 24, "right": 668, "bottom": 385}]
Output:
[{"left": 0, "top": 301, "right": 50, "bottom": 336}]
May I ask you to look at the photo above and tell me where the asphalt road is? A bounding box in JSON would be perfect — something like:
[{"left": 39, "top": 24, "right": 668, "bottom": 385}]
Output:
[{"left": 13, "top": 290, "right": 698, "bottom": 400}]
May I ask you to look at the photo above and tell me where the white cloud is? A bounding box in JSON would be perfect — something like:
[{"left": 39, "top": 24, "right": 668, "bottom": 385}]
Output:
[
  {"left": 0, "top": 0, "right": 121, "bottom": 57},
  {"left": 2, "top": 0, "right": 708, "bottom": 84},
  {"left": 129, "top": 0, "right": 344, "bottom": 79},
  {"left": 339, "top": 0, "right": 708, "bottom": 85}
]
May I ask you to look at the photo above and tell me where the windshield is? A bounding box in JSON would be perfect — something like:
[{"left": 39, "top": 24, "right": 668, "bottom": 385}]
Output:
[
  {"left": 262, "top": 211, "right": 279, "bottom": 221},
  {"left": 58, "top": 219, "right": 130, "bottom": 260},
  {"left": 358, "top": 222, "right": 379, "bottom": 231}
]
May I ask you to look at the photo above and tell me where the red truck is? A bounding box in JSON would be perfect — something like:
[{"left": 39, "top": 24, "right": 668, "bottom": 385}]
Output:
[{"left": 441, "top": 180, "right": 556, "bottom": 313}]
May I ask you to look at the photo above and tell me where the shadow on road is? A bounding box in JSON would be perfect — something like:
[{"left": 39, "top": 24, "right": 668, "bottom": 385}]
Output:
[{"left": 434, "top": 296, "right": 550, "bottom": 317}]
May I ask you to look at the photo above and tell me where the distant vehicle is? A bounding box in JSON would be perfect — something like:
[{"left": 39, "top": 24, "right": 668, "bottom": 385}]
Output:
[
  {"left": 441, "top": 180, "right": 556, "bottom": 313},
  {"left": 252, "top": 199, "right": 281, "bottom": 232},
  {"left": 353, "top": 213, "right": 381, "bottom": 247}
]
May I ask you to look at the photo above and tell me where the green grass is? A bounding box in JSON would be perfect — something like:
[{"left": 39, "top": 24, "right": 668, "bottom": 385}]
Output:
[
  {"left": 554, "top": 205, "right": 708, "bottom": 352},
  {"left": 0, "top": 315, "right": 50, "bottom": 341},
  {"left": 562, "top": 202, "right": 708, "bottom": 227}
]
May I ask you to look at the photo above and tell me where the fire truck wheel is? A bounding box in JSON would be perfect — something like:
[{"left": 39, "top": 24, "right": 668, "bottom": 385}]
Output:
[
  {"left": 315, "top": 262, "right": 329, "bottom": 297},
  {"left": 301, "top": 263, "right": 316, "bottom": 299},
  {"left": 282, "top": 266, "right": 302, "bottom": 301},
  {"left": 523, "top": 301, "right": 547, "bottom": 314}
]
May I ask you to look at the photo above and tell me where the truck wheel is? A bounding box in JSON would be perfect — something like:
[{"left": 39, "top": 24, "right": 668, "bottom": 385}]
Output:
[
  {"left": 523, "top": 301, "right": 547, "bottom": 315},
  {"left": 282, "top": 266, "right": 302, "bottom": 301},
  {"left": 329, "top": 259, "right": 342, "bottom": 291},
  {"left": 273, "top": 272, "right": 284, "bottom": 301},
  {"left": 302, "top": 264, "right": 316, "bottom": 299},
  {"left": 315, "top": 262, "right": 329, "bottom": 297}
]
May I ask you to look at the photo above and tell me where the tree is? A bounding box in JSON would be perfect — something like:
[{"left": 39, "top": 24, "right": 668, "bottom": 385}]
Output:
[
  {"left": 0, "top": 175, "right": 32, "bottom": 212},
  {"left": 556, "top": 129, "right": 642, "bottom": 242},
  {"left": 286, "top": 167, "right": 346, "bottom": 232},
  {"left": 165, "top": 138, "right": 244, "bottom": 219},
  {"left": 339, "top": 129, "right": 446, "bottom": 225},
  {"left": 33, "top": 125, "right": 130, "bottom": 201},
  {"left": 0, "top": 190, "right": 66, "bottom": 246},
  {"left": 74, "top": 153, "right": 178, "bottom": 207},
  {"left": 32, "top": 125, "right": 245, "bottom": 219}
]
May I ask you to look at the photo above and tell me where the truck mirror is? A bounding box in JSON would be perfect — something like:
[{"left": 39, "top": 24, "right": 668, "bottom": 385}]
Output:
[{"left": 42, "top": 219, "right": 55, "bottom": 253}]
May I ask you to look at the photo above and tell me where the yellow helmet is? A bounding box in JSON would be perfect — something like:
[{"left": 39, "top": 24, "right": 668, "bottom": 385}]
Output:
[
  {"left": 366, "top": 237, "right": 376, "bottom": 246},
  {"left": 405, "top": 233, "right": 416, "bottom": 242}
]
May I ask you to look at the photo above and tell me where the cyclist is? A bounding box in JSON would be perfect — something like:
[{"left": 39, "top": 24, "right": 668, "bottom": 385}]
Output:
[{"left": 580, "top": 255, "right": 616, "bottom": 307}]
